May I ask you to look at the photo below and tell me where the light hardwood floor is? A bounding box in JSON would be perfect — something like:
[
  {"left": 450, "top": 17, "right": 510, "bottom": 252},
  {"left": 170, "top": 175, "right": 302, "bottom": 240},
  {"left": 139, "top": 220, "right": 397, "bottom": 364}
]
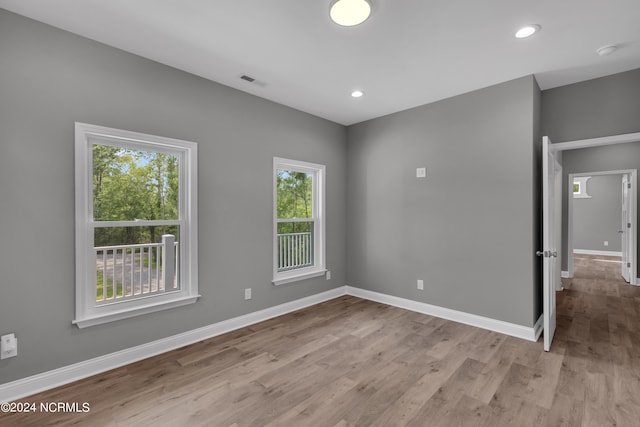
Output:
[{"left": 2, "top": 254, "right": 639, "bottom": 426}]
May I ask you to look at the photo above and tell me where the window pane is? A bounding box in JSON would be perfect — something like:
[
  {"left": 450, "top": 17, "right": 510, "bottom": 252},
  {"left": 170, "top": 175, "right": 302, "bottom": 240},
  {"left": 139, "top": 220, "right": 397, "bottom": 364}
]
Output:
[
  {"left": 277, "top": 221, "right": 314, "bottom": 271},
  {"left": 94, "top": 226, "right": 180, "bottom": 302},
  {"left": 276, "top": 169, "right": 313, "bottom": 219},
  {"left": 573, "top": 183, "right": 580, "bottom": 193},
  {"left": 93, "top": 144, "right": 179, "bottom": 221},
  {"left": 277, "top": 222, "right": 312, "bottom": 234}
]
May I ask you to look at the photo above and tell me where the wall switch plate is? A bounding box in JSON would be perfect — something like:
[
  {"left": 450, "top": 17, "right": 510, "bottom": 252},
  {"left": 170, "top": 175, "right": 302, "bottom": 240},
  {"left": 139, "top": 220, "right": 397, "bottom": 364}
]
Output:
[
  {"left": 416, "top": 167, "right": 426, "bottom": 178},
  {"left": 326, "top": 270, "right": 331, "bottom": 280},
  {"left": 417, "top": 279, "right": 424, "bottom": 290},
  {"left": 244, "top": 288, "right": 252, "bottom": 300},
  {"left": 604, "top": 241, "right": 609, "bottom": 246},
  {"left": 1, "top": 333, "right": 17, "bottom": 359}
]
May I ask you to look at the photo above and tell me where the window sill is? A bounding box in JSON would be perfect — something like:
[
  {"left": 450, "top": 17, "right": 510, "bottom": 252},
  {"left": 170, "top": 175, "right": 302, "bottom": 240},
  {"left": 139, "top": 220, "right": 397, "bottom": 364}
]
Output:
[
  {"left": 573, "top": 194, "right": 592, "bottom": 199},
  {"left": 73, "top": 294, "right": 200, "bottom": 328},
  {"left": 272, "top": 269, "right": 327, "bottom": 286}
]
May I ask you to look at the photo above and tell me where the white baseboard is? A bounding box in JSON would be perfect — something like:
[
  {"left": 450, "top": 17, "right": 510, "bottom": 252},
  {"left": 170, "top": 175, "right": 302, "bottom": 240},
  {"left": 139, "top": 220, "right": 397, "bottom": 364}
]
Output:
[
  {"left": 346, "top": 286, "right": 542, "bottom": 342},
  {"left": 561, "top": 271, "right": 570, "bottom": 278},
  {"left": 0, "top": 286, "right": 346, "bottom": 403},
  {"left": 573, "top": 249, "right": 622, "bottom": 256},
  {"left": 1, "top": 285, "right": 544, "bottom": 403}
]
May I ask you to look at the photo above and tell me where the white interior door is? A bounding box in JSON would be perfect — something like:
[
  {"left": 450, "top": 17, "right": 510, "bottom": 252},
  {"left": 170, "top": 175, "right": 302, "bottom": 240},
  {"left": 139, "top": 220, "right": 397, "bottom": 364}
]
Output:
[
  {"left": 553, "top": 153, "right": 563, "bottom": 291},
  {"left": 621, "top": 174, "right": 631, "bottom": 282},
  {"left": 541, "top": 136, "right": 558, "bottom": 352}
]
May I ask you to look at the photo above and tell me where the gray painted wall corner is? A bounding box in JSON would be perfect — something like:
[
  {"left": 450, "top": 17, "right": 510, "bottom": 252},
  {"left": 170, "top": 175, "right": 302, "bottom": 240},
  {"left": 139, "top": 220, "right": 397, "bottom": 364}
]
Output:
[{"left": 346, "top": 75, "right": 540, "bottom": 328}]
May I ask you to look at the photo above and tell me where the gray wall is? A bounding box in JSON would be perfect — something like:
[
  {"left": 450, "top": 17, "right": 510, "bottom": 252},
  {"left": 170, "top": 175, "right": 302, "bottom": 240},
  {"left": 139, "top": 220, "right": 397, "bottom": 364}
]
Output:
[
  {"left": 0, "top": 10, "right": 347, "bottom": 385},
  {"left": 541, "top": 69, "right": 640, "bottom": 271},
  {"left": 532, "top": 79, "right": 542, "bottom": 323},
  {"left": 346, "top": 76, "right": 541, "bottom": 328},
  {"left": 573, "top": 175, "right": 622, "bottom": 252},
  {"left": 561, "top": 145, "right": 640, "bottom": 270}
]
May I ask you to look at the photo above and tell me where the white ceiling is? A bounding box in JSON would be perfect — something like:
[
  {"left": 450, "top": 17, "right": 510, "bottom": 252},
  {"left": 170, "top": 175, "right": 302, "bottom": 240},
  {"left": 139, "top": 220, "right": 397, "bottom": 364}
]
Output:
[{"left": 2, "top": 0, "right": 640, "bottom": 125}]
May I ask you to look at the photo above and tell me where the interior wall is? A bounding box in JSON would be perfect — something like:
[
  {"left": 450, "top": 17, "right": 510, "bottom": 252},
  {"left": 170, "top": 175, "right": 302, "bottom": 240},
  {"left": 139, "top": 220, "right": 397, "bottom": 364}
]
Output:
[
  {"left": 572, "top": 175, "right": 623, "bottom": 253},
  {"left": 346, "top": 75, "right": 541, "bottom": 328},
  {"left": 532, "top": 78, "right": 542, "bottom": 321},
  {"left": 541, "top": 68, "right": 640, "bottom": 271},
  {"left": 0, "top": 10, "right": 347, "bottom": 385},
  {"left": 560, "top": 146, "right": 640, "bottom": 270}
]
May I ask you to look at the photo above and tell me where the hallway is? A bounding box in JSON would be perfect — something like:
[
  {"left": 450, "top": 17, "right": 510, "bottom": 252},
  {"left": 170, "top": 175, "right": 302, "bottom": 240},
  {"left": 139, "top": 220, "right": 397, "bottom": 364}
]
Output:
[{"left": 554, "top": 254, "right": 640, "bottom": 426}]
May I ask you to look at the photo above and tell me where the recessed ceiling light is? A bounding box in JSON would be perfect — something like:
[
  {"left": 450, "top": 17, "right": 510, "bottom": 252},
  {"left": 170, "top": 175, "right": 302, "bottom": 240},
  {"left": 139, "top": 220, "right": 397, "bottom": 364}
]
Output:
[
  {"left": 351, "top": 90, "right": 364, "bottom": 98},
  {"left": 515, "top": 25, "right": 541, "bottom": 39},
  {"left": 330, "top": 0, "right": 372, "bottom": 27}
]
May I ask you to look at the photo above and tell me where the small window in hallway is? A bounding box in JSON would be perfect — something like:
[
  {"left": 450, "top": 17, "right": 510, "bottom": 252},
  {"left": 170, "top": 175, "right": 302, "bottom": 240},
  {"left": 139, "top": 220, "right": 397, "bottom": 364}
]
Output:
[{"left": 573, "top": 176, "right": 592, "bottom": 199}]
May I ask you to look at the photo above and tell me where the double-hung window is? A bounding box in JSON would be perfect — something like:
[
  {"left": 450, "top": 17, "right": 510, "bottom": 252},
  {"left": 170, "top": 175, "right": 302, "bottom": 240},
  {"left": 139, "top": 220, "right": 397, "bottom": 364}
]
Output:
[
  {"left": 273, "top": 157, "right": 326, "bottom": 285},
  {"left": 74, "top": 123, "right": 198, "bottom": 328}
]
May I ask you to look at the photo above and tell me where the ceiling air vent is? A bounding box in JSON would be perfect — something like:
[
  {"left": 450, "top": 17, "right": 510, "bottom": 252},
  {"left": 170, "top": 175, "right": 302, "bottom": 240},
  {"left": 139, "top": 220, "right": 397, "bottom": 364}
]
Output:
[{"left": 240, "top": 75, "right": 256, "bottom": 83}]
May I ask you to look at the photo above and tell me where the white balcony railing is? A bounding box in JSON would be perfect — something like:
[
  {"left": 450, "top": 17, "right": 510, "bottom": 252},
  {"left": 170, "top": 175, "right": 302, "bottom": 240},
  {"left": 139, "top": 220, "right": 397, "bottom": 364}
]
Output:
[
  {"left": 95, "top": 234, "right": 179, "bottom": 303},
  {"left": 277, "top": 232, "right": 313, "bottom": 272}
]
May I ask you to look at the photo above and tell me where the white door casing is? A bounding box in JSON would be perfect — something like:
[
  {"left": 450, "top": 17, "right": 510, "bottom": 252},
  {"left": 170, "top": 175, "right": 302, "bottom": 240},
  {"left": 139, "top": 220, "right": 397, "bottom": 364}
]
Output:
[
  {"left": 622, "top": 175, "right": 629, "bottom": 281},
  {"left": 567, "top": 169, "right": 637, "bottom": 285},
  {"left": 541, "top": 132, "right": 640, "bottom": 352}
]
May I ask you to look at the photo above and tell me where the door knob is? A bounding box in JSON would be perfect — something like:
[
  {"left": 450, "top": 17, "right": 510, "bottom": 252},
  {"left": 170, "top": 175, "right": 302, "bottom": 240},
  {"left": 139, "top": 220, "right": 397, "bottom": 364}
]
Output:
[{"left": 535, "top": 250, "right": 556, "bottom": 257}]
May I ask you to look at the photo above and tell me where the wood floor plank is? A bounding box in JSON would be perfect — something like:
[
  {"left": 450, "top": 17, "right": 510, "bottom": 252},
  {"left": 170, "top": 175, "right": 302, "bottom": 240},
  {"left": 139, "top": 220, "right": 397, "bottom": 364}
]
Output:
[
  {"left": 612, "top": 371, "right": 640, "bottom": 427},
  {"left": 465, "top": 339, "right": 520, "bottom": 404},
  {"left": 1, "top": 254, "right": 638, "bottom": 426},
  {"left": 341, "top": 351, "right": 439, "bottom": 426},
  {"left": 527, "top": 347, "right": 565, "bottom": 409},
  {"left": 484, "top": 392, "right": 548, "bottom": 427},
  {"left": 369, "top": 351, "right": 468, "bottom": 427},
  {"left": 263, "top": 376, "right": 357, "bottom": 427},
  {"left": 404, "top": 358, "right": 487, "bottom": 427},
  {"left": 437, "top": 394, "right": 491, "bottom": 427},
  {"left": 544, "top": 393, "right": 584, "bottom": 427},
  {"left": 583, "top": 372, "right": 617, "bottom": 427}
]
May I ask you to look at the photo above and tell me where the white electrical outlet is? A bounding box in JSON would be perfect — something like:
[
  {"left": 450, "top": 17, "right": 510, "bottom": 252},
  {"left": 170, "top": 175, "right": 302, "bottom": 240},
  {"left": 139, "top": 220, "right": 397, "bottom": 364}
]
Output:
[
  {"left": 326, "top": 270, "right": 331, "bottom": 280},
  {"left": 604, "top": 241, "right": 609, "bottom": 246},
  {"left": 416, "top": 167, "right": 426, "bottom": 178},
  {"left": 417, "top": 279, "right": 424, "bottom": 290},
  {"left": 244, "top": 288, "right": 252, "bottom": 300},
  {"left": 1, "top": 333, "right": 17, "bottom": 360}
]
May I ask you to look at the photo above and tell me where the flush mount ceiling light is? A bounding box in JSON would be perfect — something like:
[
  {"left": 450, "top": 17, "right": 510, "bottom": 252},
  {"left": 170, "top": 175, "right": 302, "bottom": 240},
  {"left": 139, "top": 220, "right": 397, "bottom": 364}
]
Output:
[
  {"left": 515, "top": 25, "right": 541, "bottom": 39},
  {"left": 596, "top": 45, "right": 618, "bottom": 56},
  {"left": 330, "top": 0, "right": 372, "bottom": 27},
  {"left": 351, "top": 90, "right": 364, "bottom": 98}
]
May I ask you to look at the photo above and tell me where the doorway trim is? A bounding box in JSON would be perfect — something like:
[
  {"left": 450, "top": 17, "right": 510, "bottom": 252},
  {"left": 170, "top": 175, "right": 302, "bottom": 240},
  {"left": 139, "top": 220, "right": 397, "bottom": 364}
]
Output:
[
  {"left": 551, "top": 132, "right": 640, "bottom": 151},
  {"left": 549, "top": 131, "right": 640, "bottom": 286},
  {"left": 566, "top": 169, "right": 637, "bottom": 285}
]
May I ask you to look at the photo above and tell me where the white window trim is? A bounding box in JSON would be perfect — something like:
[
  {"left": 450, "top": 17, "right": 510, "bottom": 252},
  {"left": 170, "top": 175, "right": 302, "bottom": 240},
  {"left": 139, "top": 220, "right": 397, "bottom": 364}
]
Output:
[
  {"left": 573, "top": 176, "right": 592, "bottom": 199},
  {"left": 273, "top": 157, "right": 326, "bottom": 286},
  {"left": 74, "top": 123, "right": 199, "bottom": 328}
]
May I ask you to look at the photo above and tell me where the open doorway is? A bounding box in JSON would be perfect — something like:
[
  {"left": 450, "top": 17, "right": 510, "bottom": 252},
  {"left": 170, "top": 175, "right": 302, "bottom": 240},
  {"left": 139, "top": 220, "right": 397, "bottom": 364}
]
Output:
[
  {"left": 541, "top": 132, "right": 640, "bottom": 352},
  {"left": 566, "top": 170, "right": 637, "bottom": 285}
]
